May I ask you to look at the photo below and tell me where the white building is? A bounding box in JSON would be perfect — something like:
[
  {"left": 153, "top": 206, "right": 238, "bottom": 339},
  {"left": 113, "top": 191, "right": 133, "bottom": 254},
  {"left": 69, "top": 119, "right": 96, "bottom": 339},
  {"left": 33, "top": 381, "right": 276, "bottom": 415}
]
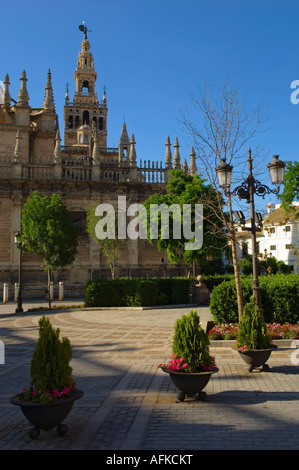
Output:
[{"left": 235, "top": 202, "right": 299, "bottom": 273}]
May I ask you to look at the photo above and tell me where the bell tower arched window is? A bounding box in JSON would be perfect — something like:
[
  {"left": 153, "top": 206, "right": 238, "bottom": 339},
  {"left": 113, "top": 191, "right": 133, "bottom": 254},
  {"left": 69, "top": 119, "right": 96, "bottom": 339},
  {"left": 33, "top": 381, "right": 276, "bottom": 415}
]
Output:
[
  {"left": 82, "top": 80, "right": 89, "bottom": 94},
  {"left": 99, "top": 117, "right": 103, "bottom": 130},
  {"left": 83, "top": 110, "right": 89, "bottom": 125}
]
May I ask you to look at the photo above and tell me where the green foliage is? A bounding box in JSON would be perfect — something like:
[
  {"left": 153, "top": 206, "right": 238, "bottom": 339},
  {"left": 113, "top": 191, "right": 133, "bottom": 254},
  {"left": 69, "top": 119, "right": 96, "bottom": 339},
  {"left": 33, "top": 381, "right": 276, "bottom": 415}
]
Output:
[
  {"left": 84, "top": 277, "right": 190, "bottom": 307},
  {"left": 210, "top": 274, "right": 299, "bottom": 324},
  {"left": 21, "top": 191, "right": 78, "bottom": 271},
  {"left": 85, "top": 206, "right": 125, "bottom": 279},
  {"left": 28, "top": 316, "right": 74, "bottom": 403},
  {"left": 236, "top": 296, "right": 271, "bottom": 350},
  {"left": 279, "top": 161, "right": 299, "bottom": 215},
  {"left": 142, "top": 170, "right": 227, "bottom": 268},
  {"left": 172, "top": 310, "right": 214, "bottom": 372},
  {"left": 239, "top": 254, "right": 291, "bottom": 276}
]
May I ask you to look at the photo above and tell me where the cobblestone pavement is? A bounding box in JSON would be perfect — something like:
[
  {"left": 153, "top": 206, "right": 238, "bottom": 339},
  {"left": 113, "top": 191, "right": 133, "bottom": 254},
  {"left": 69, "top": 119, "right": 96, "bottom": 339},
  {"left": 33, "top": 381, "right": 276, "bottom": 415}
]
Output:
[{"left": 0, "top": 301, "right": 299, "bottom": 451}]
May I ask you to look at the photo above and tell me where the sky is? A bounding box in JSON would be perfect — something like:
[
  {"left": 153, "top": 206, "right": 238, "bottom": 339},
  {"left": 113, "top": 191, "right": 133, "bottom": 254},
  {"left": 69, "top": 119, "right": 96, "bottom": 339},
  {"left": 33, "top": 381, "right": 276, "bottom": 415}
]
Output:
[{"left": 1, "top": 0, "right": 299, "bottom": 213}]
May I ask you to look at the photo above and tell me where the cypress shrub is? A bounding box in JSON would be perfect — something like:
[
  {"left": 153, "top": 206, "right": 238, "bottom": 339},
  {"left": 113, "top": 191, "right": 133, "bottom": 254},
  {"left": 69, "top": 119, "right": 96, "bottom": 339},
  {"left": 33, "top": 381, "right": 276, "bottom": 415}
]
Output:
[
  {"left": 26, "top": 316, "right": 74, "bottom": 404},
  {"left": 236, "top": 296, "right": 271, "bottom": 350},
  {"left": 172, "top": 310, "right": 214, "bottom": 372}
]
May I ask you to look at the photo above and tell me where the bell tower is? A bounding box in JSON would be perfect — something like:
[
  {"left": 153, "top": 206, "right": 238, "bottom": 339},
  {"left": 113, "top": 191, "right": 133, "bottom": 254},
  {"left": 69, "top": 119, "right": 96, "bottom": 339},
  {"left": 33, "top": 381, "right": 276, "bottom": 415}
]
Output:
[{"left": 64, "top": 24, "right": 108, "bottom": 149}]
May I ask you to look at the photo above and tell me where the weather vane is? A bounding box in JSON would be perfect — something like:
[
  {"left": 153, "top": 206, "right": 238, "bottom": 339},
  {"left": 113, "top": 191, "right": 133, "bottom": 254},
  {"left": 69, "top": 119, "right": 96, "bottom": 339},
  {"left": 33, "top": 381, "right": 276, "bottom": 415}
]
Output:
[{"left": 78, "top": 21, "right": 91, "bottom": 40}]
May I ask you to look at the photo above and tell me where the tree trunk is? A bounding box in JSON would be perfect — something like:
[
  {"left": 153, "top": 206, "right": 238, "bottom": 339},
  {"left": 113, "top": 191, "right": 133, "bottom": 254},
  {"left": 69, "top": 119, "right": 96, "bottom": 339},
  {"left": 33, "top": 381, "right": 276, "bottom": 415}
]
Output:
[
  {"left": 47, "top": 269, "right": 52, "bottom": 310},
  {"left": 228, "top": 196, "right": 243, "bottom": 321}
]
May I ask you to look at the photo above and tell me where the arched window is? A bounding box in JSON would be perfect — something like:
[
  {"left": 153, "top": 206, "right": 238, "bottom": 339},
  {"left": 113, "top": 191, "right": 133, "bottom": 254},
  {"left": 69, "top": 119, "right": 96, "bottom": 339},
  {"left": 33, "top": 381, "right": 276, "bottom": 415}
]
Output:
[
  {"left": 68, "top": 115, "right": 73, "bottom": 129},
  {"left": 99, "top": 117, "right": 103, "bottom": 130},
  {"left": 84, "top": 134, "right": 89, "bottom": 144},
  {"left": 82, "top": 80, "right": 89, "bottom": 94},
  {"left": 75, "top": 116, "right": 80, "bottom": 128},
  {"left": 83, "top": 110, "right": 89, "bottom": 125}
]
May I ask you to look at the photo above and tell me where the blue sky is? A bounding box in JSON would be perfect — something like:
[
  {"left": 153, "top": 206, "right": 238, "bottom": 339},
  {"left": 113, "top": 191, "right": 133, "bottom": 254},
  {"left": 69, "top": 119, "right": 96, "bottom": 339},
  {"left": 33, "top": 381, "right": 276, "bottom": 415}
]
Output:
[{"left": 2, "top": 0, "right": 299, "bottom": 210}]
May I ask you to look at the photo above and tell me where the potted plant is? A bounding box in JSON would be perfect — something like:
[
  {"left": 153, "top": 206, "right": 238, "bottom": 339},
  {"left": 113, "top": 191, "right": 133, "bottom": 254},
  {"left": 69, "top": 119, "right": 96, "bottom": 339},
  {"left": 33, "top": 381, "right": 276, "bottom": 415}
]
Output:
[
  {"left": 10, "top": 316, "right": 83, "bottom": 439},
  {"left": 158, "top": 310, "right": 218, "bottom": 402},
  {"left": 235, "top": 296, "right": 276, "bottom": 372}
]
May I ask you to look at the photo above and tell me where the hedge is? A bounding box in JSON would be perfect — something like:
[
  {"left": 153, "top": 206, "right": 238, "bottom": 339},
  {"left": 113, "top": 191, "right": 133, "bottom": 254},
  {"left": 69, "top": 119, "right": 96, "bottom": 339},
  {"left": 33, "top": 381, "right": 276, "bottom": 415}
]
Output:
[
  {"left": 84, "top": 277, "right": 191, "bottom": 307},
  {"left": 210, "top": 274, "right": 299, "bottom": 324}
]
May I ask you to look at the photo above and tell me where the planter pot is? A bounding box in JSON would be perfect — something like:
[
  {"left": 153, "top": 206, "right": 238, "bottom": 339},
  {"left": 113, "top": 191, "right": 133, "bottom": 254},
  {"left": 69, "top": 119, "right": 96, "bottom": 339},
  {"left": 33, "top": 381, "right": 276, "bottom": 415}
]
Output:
[
  {"left": 10, "top": 389, "right": 84, "bottom": 439},
  {"left": 237, "top": 345, "right": 277, "bottom": 372},
  {"left": 162, "top": 367, "right": 218, "bottom": 402}
]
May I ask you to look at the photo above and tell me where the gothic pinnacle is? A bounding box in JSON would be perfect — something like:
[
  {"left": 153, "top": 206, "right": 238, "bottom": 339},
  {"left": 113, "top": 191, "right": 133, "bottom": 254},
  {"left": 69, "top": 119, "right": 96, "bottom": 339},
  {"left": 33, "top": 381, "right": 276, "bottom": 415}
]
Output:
[
  {"left": 43, "top": 69, "right": 55, "bottom": 112},
  {"left": 165, "top": 136, "right": 172, "bottom": 168},
  {"left": 17, "top": 70, "right": 29, "bottom": 106},
  {"left": 129, "top": 134, "right": 137, "bottom": 164},
  {"left": 173, "top": 137, "right": 181, "bottom": 169},
  {"left": 189, "top": 146, "right": 197, "bottom": 175},
  {"left": 3, "top": 74, "right": 11, "bottom": 108}
]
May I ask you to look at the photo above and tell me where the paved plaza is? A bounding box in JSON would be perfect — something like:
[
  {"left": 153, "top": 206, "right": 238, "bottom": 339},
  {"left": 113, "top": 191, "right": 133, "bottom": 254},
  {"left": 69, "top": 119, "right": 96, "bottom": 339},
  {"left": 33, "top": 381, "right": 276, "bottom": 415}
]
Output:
[{"left": 0, "top": 300, "right": 299, "bottom": 451}]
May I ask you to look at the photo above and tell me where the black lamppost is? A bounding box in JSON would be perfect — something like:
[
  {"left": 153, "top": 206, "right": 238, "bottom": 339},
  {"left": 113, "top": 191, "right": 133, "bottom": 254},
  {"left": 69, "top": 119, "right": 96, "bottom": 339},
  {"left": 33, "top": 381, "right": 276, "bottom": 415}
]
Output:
[
  {"left": 216, "top": 149, "right": 285, "bottom": 312},
  {"left": 14, "top": 231, "right": 23, "bottom": 313}
]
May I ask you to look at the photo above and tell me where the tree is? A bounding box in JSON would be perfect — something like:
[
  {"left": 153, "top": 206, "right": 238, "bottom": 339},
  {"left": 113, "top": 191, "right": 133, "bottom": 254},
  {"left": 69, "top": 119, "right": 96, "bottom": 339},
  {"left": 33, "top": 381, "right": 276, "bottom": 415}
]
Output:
[
  {"left": 20, "top": 191, "right": 78, "bottom": 308},
  {"left": 142, "top": 169, "right": 227, "bottom": 277},
  {"left": 85, "top": 206, "right": 125, "bottom": 279},
  {"left": 180, "top": 79, "right": 267, "bottom": 319},
  {"left": 280, "top": 161, "right": 299, "bottom": 216}
]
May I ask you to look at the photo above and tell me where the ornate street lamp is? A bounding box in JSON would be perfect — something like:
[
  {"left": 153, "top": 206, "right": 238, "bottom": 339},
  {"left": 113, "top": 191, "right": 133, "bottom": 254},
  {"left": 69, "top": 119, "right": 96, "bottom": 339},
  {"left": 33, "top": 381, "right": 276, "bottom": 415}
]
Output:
[
  {"left": 216, "top": 149, "right": 285, "bottom": 312},
  {"left": 14, "top": 231, "right": 23, "bottom": 314}
]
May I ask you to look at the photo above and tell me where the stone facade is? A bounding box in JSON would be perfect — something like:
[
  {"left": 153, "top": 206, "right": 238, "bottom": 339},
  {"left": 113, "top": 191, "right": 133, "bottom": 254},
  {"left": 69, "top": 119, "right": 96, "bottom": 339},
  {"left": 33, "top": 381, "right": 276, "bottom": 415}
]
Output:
[{"left": 0, "top": 31, "right": 197, "bottom": 299}]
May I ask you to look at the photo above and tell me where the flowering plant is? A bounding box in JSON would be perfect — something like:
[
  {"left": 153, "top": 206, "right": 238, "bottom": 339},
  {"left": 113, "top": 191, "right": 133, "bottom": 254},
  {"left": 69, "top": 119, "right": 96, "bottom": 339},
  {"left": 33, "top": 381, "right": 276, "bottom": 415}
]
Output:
[
  {"left": 158, "top": 354, "right": 216, "bottom": 373},
  {"left": 20, "top": 316, "right": 76, "bottom": 404},
  {"left": 22, "top": 380, "right": 75, "bottom": 405},
  {"left": 159, "top": 310, "right": 217, "bottom": 373},
  {"left": 158, "top": 355, "right": 189, "bottom": 372}
]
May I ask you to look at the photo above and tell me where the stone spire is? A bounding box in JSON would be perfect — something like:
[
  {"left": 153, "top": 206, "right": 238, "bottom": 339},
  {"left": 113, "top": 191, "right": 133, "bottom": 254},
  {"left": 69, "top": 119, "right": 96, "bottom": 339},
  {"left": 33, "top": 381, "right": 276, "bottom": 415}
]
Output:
[
  {"left": 129, "top": 134, "right": 137, "bottom": 165},
  {"left": 189, "top": 146, "right": 197, "bottom": 175},
  {"left": 3, "top": 74, "right": 11, "bottom": 108},
  {"left": 165, "top": 136, "right": 172, "bottom": 169},
  {"left": 14, "top": 129, "right": 22, "bottom": 163},
  {"left": 43, "top": 69, "right": 55, "bottom": 112},
  {"left": 183, "top": 158, "right": 188, "bottom": 174},
  {"left": 102, "top": 87, "right": 107, "bottom": 107},
  {"left": 119, "top": 121, "right": 130, "bottom": 145},
  {"left": 17, "top": 70, "right": 29, "bottom": 106},
  {"left": 54, "top": 129, "right": 62, "bottom": 162},
  {"left": 173, "top": 137, "right": 181, "bottom": 169},
  {"left": 65, "top": 83, "right": 70, "bottom": 105},
  {"left": 92, "top": 132, "right": 100, "bottom": 161}
]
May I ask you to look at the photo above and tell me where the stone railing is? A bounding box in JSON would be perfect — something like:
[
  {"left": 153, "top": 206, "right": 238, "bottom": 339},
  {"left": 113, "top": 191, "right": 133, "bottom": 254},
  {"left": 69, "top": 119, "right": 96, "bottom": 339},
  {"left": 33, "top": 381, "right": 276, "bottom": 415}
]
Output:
[{"left": 0, "top": 154, "right": 168, "bottom": 183}]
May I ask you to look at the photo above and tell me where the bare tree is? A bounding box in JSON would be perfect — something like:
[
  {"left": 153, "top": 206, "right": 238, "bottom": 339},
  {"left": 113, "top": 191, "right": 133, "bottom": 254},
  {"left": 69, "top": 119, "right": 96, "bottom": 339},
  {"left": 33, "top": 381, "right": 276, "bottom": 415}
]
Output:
[{"left": 180, "top": 79, "right": 268, "bottom": 320}]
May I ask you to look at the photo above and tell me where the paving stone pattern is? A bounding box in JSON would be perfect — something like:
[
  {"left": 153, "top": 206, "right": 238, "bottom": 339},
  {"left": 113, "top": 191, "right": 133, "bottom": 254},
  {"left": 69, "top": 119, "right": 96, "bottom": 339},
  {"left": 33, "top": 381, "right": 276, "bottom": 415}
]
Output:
[{"left": 0, "top": 303, "right": 299, "bottom": 450}]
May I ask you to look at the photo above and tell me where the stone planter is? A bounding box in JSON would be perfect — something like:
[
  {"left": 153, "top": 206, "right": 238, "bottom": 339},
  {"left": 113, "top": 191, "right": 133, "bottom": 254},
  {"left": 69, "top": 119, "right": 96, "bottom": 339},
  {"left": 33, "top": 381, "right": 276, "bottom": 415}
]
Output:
[
  {"left": 162, "top": 367, "right": 218, "bottom": 402},
  {"left": 237, "top": 346, "right": 277, "bottom": 372},
  {"left": 10, "top": 389, "right": 84, "bottom": 439}
]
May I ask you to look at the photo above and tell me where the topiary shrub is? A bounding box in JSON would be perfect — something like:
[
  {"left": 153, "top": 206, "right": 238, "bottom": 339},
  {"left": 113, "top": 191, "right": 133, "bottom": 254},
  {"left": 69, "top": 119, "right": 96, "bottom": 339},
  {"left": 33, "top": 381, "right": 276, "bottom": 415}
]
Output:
[
  {"left": 24, "top": 316, "right": 74, "bottom": 404},
  {"left": 236, "top": 296, "right": 271, "bottom": 350},
  {"left": 210, "top": 274, "right": 299, "bottom": 324},
  {"left": 172, "top": 310, "right": 215, "bottom": 372}
]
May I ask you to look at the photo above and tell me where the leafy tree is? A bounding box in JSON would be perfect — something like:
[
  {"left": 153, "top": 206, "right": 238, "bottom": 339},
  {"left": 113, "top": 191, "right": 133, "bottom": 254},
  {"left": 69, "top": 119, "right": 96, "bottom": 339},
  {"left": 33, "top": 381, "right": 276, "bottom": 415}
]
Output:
[
  {"left": 85, "top": 206, "right": 125, "bottom": 279},
  {"left": 20, "top": 191, "right": 78, "bottom": 308},
  {"left": 180, "top": 79, "right": 267, "bottom": 319},
  {"left": 142, "top": 170, "right": 227, "bottom": 276},
  {"left": 279, "top": 161, "right": 299, "bottom": 216}
]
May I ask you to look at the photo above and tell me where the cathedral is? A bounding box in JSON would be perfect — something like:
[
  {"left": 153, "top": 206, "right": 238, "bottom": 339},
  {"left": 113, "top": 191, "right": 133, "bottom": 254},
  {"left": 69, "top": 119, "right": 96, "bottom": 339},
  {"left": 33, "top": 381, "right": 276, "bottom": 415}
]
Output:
[{"left": 0, "top": 27, "right": 197, "bottom": 299}]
